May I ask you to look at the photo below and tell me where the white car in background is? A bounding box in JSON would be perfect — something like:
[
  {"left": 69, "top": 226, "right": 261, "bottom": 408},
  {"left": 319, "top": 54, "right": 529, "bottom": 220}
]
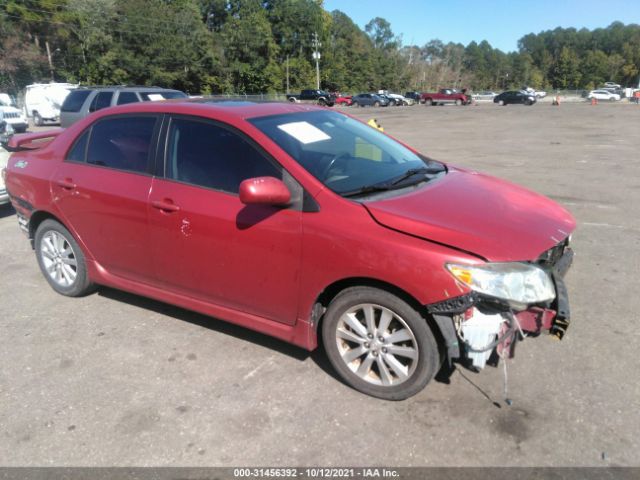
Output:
[
  {"left": 23, "top": 83, "right": 78, "bottom": 126},
  {"left": 472, "top": 91, "right": 498, "bottom": 100},
  {"left": 378, "top": 90, "right": 413, "bottom": 106},
  {"left": 0, "top": 93, "right": 28, "bottom": 133},
  {"left": 523, "top": 87, "right": 547, "bottom": 99},
  {"left": 588, "top": 89, "right": 621, "bottom": 101},
  {"left": 0, "top": 135, "right": 10, "bottom": 205}
]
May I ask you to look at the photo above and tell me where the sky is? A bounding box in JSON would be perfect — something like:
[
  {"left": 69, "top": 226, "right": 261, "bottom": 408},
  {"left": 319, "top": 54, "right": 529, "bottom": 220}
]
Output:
[{"left": 322, "top": 0, "right": 640, "bottom": 52}]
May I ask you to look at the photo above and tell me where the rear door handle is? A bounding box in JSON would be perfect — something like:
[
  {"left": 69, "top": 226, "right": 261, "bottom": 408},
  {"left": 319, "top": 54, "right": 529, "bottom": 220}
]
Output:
[
  {"left": 56, "top": 178, "right": 76, "bottom": 190},
  {"left": 151, "top": 199, "right": 180, "bottom": 213}
]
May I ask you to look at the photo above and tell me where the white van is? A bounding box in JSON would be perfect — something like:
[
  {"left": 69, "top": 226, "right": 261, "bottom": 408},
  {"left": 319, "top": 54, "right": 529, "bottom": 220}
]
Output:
[
  {"left": 23, "top": 83, "right": 78, "bottom": 126},
  {"left": 0, "top": 93, "right": 28, "bottom": 133}
]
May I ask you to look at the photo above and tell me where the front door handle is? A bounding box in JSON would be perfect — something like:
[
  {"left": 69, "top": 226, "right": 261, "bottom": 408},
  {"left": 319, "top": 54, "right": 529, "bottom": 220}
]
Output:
[
  {"left": 151, "top": 199, "right": 180, "bottom": 213},
  {"left": 56, "top": 178, "right": 76, "bottom": 190}
]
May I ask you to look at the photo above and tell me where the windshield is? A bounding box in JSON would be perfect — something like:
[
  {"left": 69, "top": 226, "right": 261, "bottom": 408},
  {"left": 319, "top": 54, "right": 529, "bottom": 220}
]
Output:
[{"left": 249, "top": 110, "right": 444, "bottom": 196}]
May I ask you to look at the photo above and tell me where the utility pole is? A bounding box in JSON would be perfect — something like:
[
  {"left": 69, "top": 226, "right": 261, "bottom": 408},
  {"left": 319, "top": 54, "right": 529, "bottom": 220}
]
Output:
[
  {"left": 312, "top": 32, "right": 321, "bottom": 90},
  {"left": 45, "top": 41, "right": 54, "bottom": 82},
  {"left": 286, "top": 55, "right": 290, "bottom": 94}
]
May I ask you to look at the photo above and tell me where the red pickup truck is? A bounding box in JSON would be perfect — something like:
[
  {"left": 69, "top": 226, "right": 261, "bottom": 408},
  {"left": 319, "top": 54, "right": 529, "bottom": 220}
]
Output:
[{"left": 421, "top": 88, "right": 470, "bottom": 106}]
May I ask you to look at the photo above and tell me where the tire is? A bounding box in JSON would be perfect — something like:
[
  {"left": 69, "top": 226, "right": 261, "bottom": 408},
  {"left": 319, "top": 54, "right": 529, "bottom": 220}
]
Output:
[
  {"left": 455, "top": 99, "right": 462, "bottom": 106},
  {"left": 373, "top": 101, "right": 380, "bottom": 107},
  {"left": 14, "top": 126, "right": 27, "bottom": 133},
  {"left": 322, "top": 286, "right": 441, "bottom": 400},
  {"left": 33, "top": 111, "right": 43, "bottom": 126},
  {"left": 425, "top": 98, "right": 433, "bottom": 106},
  {"left": 318, "top": 98, "right": 327, "bottom": 106},
  {"left": 498, "top": 100, "right": 505, "bottom": 106},
  {"left": 288, "top": 97, "right": 296, "bottom": 103},
  {"left": 351, "top": 101, "right": 358, "bottom": 107},
  {"left": 609, "top": 97, "right": 616, "bottom": 102},
  {"left": 35, "top": 219, "right": 95, "bottom": 297}
]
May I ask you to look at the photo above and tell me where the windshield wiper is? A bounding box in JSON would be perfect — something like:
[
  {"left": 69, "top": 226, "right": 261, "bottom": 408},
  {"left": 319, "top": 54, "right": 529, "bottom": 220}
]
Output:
[
  {"left": 340, "top": 165, "right": 446, "bottom": 198},
  {"left": 341, "top": 184, "right": 395, "bottom": 198},
  {"left": 389, "top": 166, "right": 445, "bottom": 186}
]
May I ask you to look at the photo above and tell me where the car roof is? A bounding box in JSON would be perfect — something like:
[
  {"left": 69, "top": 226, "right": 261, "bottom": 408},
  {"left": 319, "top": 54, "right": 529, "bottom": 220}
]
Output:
[
  {"left": 73, "top": 86, "right": 183, "bottom": 92},
  {"left": 90, "top": 99, "right": 328, "bottom": 121}
]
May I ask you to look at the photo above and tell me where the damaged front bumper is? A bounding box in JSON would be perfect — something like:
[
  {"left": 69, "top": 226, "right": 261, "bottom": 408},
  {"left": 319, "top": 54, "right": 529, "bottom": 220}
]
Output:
[{"left": 427, "top": 247, "right": 574, "bottom": 369}]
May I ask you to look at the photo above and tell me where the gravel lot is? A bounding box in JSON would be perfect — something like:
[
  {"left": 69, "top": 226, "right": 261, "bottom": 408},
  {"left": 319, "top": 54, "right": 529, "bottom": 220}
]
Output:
[{"left": 1, "top": 102, "right": 639, "bottom": 467}]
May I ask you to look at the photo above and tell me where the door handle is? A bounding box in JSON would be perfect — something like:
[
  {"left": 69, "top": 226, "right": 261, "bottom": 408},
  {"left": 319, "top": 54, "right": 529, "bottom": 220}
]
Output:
[
  {"left": 151, "top": 199, "right": 180, "bottom": 213},
  {"left": 56, "top": 178, "right": 76, "bottom": 190}
]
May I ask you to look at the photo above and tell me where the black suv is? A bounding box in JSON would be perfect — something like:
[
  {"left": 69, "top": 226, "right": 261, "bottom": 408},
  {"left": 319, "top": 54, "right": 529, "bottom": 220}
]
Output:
[{"left": 60, "top": 86, "right": 187, "bottom": 128}]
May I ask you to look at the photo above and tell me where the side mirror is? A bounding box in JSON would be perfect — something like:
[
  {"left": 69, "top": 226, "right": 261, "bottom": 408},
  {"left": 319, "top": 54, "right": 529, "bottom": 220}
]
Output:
[{"left": 239, "top": 176, "right": 291, "bottom": 206}]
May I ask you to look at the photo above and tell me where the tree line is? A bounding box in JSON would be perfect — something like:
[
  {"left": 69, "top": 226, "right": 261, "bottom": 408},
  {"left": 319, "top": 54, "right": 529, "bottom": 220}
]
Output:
[{"left": 1, "top": 0, "right": 639, "bottom": 95}]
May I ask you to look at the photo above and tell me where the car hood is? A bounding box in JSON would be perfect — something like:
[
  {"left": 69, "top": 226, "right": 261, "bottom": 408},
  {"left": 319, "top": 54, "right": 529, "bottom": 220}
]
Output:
[{"left": 364, "top": 168, "right": 576, "bottom": 262}]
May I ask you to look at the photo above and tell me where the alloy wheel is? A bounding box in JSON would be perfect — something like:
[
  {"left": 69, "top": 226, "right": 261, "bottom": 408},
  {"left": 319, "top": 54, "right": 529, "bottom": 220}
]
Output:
[
  {"left": 335, "top": 303, "right": 419, "bottom": 387},
  {"left": 40, "top": 230, "right": 78, "bottom": 287}
]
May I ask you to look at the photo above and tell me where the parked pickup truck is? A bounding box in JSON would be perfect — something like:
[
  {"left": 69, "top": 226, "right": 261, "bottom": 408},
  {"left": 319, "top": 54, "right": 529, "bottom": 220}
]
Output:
[
  {"left": 420, "top": 88, "right": 470, "bottom": 106},
  {"left": 287, "top": 89, "right": 335, "bottom": 106}
]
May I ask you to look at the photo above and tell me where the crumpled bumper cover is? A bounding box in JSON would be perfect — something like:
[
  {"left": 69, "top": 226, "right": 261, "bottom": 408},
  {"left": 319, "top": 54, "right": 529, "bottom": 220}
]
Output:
[{"left": 426, "top": 247, "right": 574, "bottom": 366}]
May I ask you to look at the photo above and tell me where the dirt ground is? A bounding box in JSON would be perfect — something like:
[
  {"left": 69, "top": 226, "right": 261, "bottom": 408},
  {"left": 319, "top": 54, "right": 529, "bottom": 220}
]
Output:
[{"left": 1, "top": 101, "right": 639, "bottom": 467}]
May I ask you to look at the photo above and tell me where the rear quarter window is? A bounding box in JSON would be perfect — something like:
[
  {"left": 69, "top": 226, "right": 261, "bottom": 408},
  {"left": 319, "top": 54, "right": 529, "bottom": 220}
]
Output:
[{"left": 66, "top": 130, "right": 90, "bottom": 162}]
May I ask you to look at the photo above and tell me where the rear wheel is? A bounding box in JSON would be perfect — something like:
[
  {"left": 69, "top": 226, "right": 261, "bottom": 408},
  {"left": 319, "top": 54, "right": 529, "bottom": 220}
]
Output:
[
  {"left": 425, "top": 98, "right": 433, "bottom": 106},
  {"left": 351, "top": 101, "right": 358, "bottom": 107},
  {"left": 609, "top": 97, "right": 616, "bottom": 102},
  {"left": 35, "top": 219, "right": 95, "bottom": 297},
  {"left": 33, "top": 111, "right": 43, "bottom": 126},
  {"left": 322, "top": 286, "right": 441, "bottom": 400},
  {"left": 373, "top": 101, "right": 380, "bottom": 107},
  {"left": 318, "top": 98, "right": 327, "bottom": 106}
]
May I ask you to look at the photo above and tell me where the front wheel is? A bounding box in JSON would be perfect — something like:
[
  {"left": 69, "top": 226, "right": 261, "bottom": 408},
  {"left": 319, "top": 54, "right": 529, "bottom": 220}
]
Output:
[
  {"left": 33, "top": 111, "right": 43, "bottom": 126},
  {"left": 609, "top": 97, "right": 616, "bottom": 102},
  {"left": 322, "top": 287, "right": 441, "bottom": 400},
  {"left": 35, "top": 219, "right": 95, "bottom": 297},
  {"left": 498, "top": 100, "right": 505, "bottom": 106},
  {"left": 425, "top": 98, "right": 433, "bottom": 106},
  {"left": 373, "top": 101, "right": 380, "bottom": 107},
  {"left": 455, "top": 99, "right": 462, "bottom": 106},
  {"left": 351, "top": 101, "right": 358, "bottom": 107}
]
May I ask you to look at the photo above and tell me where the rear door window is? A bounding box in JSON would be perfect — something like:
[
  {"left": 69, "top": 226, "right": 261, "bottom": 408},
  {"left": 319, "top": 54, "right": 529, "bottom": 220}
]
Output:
[
  {"left": 86, "top": 116, "right": 157, "bottom": 173},
  {"left": 89, "top": 91, "right": 114, "bottom": 112}
]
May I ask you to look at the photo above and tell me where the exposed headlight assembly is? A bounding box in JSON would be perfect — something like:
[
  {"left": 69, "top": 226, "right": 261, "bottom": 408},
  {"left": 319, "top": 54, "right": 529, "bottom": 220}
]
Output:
[{"left": 446, "top": 262, "right": 556, "bottom": 309}]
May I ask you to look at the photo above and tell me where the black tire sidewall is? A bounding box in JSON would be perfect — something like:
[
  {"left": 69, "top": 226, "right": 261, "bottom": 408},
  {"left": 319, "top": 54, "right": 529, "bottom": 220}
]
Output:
[
  {"left": 322, "top": 287, "right": 440, "bottom": 400},
  {"left": 35, "top": 219, "right": 93, "bottom": 297}
]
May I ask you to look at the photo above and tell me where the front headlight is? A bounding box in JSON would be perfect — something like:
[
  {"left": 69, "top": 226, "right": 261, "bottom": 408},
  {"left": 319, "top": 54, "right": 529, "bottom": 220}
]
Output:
[{"left": 445, "top": 262, "right": 555, "bottom": 307}]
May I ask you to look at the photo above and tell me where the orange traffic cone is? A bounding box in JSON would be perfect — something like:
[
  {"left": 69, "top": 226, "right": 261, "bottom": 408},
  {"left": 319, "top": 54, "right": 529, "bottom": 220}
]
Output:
[{"left": 591, "top": 97, "right": 598, "bottom": 105}]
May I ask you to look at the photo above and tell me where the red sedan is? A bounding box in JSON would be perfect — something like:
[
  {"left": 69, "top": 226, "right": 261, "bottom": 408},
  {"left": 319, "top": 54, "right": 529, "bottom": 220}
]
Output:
[
  {"left": 3, "top": 100, "right": 575, "bottom": 400},
  {"left": 334, "top": 95, "right": 352, "bottom": 106}
]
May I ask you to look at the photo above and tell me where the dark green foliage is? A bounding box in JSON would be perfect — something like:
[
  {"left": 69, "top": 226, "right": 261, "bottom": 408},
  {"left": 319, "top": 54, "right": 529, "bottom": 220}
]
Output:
[{"left": 1, "top": 1, "right": 639, "bottom": 94}]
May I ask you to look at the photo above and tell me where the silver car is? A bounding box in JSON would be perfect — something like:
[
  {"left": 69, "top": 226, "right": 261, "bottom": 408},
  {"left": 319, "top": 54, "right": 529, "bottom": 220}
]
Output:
[{"left": 60, "top": 86, "right": 187, "bottom": 128}]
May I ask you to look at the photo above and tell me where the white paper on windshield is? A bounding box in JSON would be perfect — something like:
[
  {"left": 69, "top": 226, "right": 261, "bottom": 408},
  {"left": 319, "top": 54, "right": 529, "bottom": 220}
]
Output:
[
  {"left": 147, "top": 94, "right": 165, "bottom": 101},
  {"left": 277, "top": 121, "right": 330, "bottom": 144}
]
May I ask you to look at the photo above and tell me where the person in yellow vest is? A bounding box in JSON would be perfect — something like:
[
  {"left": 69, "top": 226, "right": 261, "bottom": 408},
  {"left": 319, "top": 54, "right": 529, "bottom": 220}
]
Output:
[{"left": 367, "top": 118, "right": 384, "bottom": 131}]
